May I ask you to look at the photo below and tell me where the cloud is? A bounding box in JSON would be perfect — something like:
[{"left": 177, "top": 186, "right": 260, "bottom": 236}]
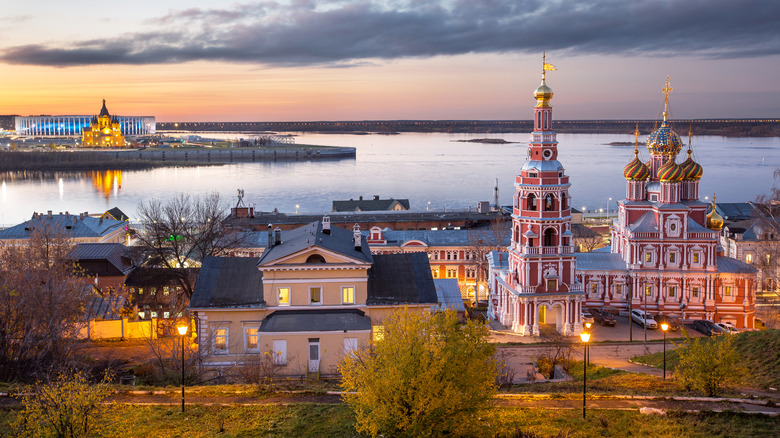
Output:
[{"left": 2, "top": 0, "right": 779, "bottom": 67}]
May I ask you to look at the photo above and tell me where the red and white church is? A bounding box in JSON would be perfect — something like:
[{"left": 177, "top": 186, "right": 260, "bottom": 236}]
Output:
[{"left": 488, "top": 71, "right": 757, "bottom": 335}]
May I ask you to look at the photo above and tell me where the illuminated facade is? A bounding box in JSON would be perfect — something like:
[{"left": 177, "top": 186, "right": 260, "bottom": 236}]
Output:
[
  {"left": 14, "top": 104, "right": 154, "bottom": 138},
  {"left": 81, "top": 100, "right": 125, "bottom": 147}
]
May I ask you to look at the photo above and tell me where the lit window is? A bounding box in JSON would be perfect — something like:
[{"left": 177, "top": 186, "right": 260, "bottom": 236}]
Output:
[
  {"left": 432, "top": 270, "right": 439, "bottom": 278},
  {"left": 645, "top": 286, "right": 652, "bottom": 296},
  {"left": 615, "top": 284, "right": 622, "bottom": 295},
  {"left": 138, "top": 311, "right": 145, "bottom": 319},
  {"left": 245, "top": 328, "right": 259, "bottom": 352},
  {"left": 310, "top": 287, "right": 322, "bottom": 305},
  {"left": 746, "top": 254, "right": 753, "bottom": 264},
  {"left": 163, "top": 286, "right": 170, "bottom": 296},
  {"left": 693, "top": 253, "right": 700, "bottom": 263},
  {"left": 163, "top": 312, "right": 170, "bottom": 319},
  {"left": 278, "top": 287, "right": 290, "bottom": 305},
  {"left": 214, "top": 328, "right": 228, "bottom": 354},
  {"left": 373, "top": 325, "right": 385, "bottom": 342},
  {"left": 724, "top": 286, "right": 732, "bottom": 296},
  {"left": 645, "top": 252, "right": 652, "bottom": 262},
  {"left": 692, "top": 287, "right": 699, "bottom": 298},
  {"left": 150, "top": 287, "right": 157, "bottom": 296},
  {"left": 669, "top": 253, "right": 676, "bottom": 263},
  {"left": 446, "top": 269, "right": 458, "bottom": 278},
  {"left": 547, "top": 279, "right": 557, "bottom": 291},
  {"left": 668, "top": 287, "right": 676, "bottom": 298},
  {"left": 591, "top": 284, "right": 598, "bottom": 294},
  {"left": 138, "top": 288, "right": 143, "bottom": 295},
  {"left": 151, "top": 311, "right": 158, "bottom": 318},
  {"left": 342, "top": 286, "right": 355, "bottom": 304}
]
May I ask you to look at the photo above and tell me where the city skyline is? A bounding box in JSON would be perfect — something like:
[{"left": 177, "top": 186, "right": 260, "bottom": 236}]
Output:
[{"left": 2, "top": 0, "right": 779, "bottom": 122}]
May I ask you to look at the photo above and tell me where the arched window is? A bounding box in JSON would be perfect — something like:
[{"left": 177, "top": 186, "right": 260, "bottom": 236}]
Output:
[
  {"left": 536, "top": 112, "right": 542, "bottom": 130},
  {"left": 305, "top": 254, "right": 326, "bottom": 263},
  {"left": 543, "top": 112, "right": 549, "bottom": 130},
  {"left": 544, "top": 193, "right": 554, "bottom": 211},
  {"left": 560, "top": 192, "right": 567, "bottom": 210},
  {"left": 527, "top": 193, "right": 537, "bottom": 211},
  {"left": 544, "top": 228, "right": 556, "bottom": 247}
]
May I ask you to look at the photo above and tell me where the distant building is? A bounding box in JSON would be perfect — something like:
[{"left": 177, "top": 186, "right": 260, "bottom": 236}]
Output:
[
  {"left": 68, "top": 242, "right": 135, "bottom": 290},
  {"left": 332, "top": 195, "right": 410, "bottom": 212},
  {"left": 0, "top": 211, "right": 127, "bottom": 246},
  {"left": 14, "top": 102, "right": 155, "bottom": 137},
  {"left": 81, "top": 100, "right": 125, "bottom": 147}
]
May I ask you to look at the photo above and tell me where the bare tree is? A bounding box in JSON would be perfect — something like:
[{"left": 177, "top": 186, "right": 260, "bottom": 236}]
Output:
[
  {"left": 572, "top": 223, "right": 606, "bottom": 253},
  {"left": 753, "top": 168, "right": 780, "bottom": 327},
  {"left": 467, "top": 214, "right": 511, "bottom": 303},
  {"left": 0, "top": 221, "right": 90, "bottom": 381},
  {"left": 134, "top": 192, "right": 245, "bottom": 299}
]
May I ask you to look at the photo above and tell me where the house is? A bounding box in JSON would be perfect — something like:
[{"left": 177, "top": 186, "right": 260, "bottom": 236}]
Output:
[
  {"left": 101, "top": 207, "right": 130, "bottom": 222},
  {"left": 124, "top": 266, "right": 197, "bottom": 322},
  {"left": 68, "top": 242, "right": 135, "bottom": 290},
  {"left": 0, "top": 211, "right": 127, "bottom": 246},
  {"left": 332, "top": 195, "right": 410, "bottom": 212},
  {"left": 189, "top": 218, "right": 438, "bottom": 378}
]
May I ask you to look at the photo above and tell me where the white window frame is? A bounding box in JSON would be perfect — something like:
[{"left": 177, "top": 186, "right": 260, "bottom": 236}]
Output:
[
  {"left": 309, "top": 286, "right": 323, "bottom": 306},
  {"left": 277, "top": 287, "right": 290, "bottom": 306},
  {"left": 243, "top": 324, "right": 260, "bottom": 353},
  {"left": 213, "top": 326, "right": 229, "bottom": 355},
  {"left": 344, "top": 337, "right": 358, "bottom": 357},
  {"left": 446, "top": 268, "right": 458, "bottom": 278},
  {"left": 342, "top": 286, "right": 355, "bottom": 305},
  {"left": 272, "top": 340, "right": 287, "bottom": 365}
]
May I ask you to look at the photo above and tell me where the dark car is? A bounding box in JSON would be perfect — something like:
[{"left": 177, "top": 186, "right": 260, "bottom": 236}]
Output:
[
  {"left": 692, "top": 320, "right": 725, "bottom": 337},
  {"left": 654, "top": 314, "right": 681, "bottom": 331},
  {"left": 591, "top": 308, "right": 616, "bottom": 326}
]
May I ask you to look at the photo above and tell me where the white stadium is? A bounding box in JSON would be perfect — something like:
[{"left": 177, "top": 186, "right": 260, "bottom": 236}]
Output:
[{"left": 14, "top": 115, "right": 156, "bottom": 137}]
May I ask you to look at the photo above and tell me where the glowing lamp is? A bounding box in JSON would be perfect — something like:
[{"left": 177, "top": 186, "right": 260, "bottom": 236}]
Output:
[
  {"left": 585, "top": 321, "right": 592, "bottom": 330},
  {"left": 177, "top": 325, "right": 188, "bottom": 336},
  {"left": 661, "top": 323, "right": 669, "bottom": 332},
  {"left": 580, "top": 332, "right": 591, "bottom": 343}
]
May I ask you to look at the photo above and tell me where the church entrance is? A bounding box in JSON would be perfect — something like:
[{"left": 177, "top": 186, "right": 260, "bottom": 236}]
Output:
[{"left": 538, "top": 303, "right": 565, "bottom": 333}]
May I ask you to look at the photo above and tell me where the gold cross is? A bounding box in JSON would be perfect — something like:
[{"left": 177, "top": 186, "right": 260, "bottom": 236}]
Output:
[{"left": 662, "top": 76, "right": 672, "bottom": 120}]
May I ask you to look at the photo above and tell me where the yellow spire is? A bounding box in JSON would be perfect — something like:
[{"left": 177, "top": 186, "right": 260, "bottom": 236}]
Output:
[
  {"left": 687, "top": 125, "right": 693, "bottom": 152},
  {"left": 707, "top": 194, "right": 724, "bottom": 231},
  {"left": 633, "top": 123, "right": 640, "bottom": 156},
  {"left": 534, "top": 53, "right": 554, "bottom": 107},
  {"left": 662, "top": 76, "right": 673, "bottom": 122}
]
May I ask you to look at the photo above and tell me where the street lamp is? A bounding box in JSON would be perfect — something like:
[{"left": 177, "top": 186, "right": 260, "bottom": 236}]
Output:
[
  {"left": 584, "top": 322, "right": 592, "bottom": 366},
  {"left": 177, "top": 323, "right": 189, "bottom": 413},
  {"left": 661, "top": 322, "right": 669, "bottom": 380},
  {"left": 606, "top": 197, "right": 612, "bottom": 217},
  {"left": 295, "top": 204, "right": 299, "bottom": 214},
  {"left": 580, "top": 331, "right": 591, "bottom": 419}
]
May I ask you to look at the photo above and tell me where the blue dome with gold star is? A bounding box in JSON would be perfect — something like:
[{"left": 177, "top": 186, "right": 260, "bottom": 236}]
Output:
[{"left": 646, "top": 120, "right": 683, "bottom": 157}]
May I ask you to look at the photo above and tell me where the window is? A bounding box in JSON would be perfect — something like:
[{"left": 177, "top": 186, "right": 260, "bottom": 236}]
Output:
[
  {"left": 547, "top": 279, "right": 557, "bottom": 291},
  {"left": 668, "top": 286, "right": 676, "bottom": 298},
  {"left": 163, "top": 312, "right": 170, "bottom": 319},
  {"left": 692, "top": 287, "right": 699, "bottom": 298},
  {"left": 342, "top": 286, "right": 355, "bottom": 304},
  {"left": 373, "top": 325, "right": 385, "bottom": 342},
  {"left": 446, "top": 268, "right": 458, "bottom": 278},
  {"left": 724, "top": 286, "right": 732, "bottom": 297},
  {"left": 615, "top": 284, "right": 622, "bottom": 296},
  {"left": 645, "top": 252, "right": 652, "bottom": 263},
  {"left": 278, "top": 287, "right": 290, "bottom": 306},
  {"left": 214, "top": 328, "right": 228, "bottom": 354},
  {"left": 245, "top": 328, "right": 259, "bottom": 352},
  {"left": 432, "top": 270, "right": 439, "bottom": 278},
  {"left": 591, "top": 284, "right": 598, "bottom": 295},
  {"left": 310, "top": 287, "right": 322, "bottom": 305},
  {"left": 645, "top": 286, "right": 652, "bottom": 296},
  {"left": 693, "top": 253, "right": 700, "bottom": 263},
  {"left": 746, "top": 254, "right": 753, "bottom": 264},
  {"left": 150, "top": 287, "right": 157, "bottom": 296},
  {"left": 466, "top": 268, "right": 476, "bottom": 279},
  {"left": 344, "top": 338, "right": 358, "bottom": 357},
  {"left": 138, "top": 288, "right": 143, "bottom": 295},
  {"left": 163, "top": 286, "right": 170, "bottom": 296},
  {"left": 272, "top": 340, "right": 287, "bottom": 365},
  {"left": 669, "top": 253, "right": 676, "bottom": 263}
]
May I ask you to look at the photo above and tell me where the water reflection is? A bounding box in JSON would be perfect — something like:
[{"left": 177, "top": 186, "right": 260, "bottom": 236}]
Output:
[{"left": 0, "top": 169, "right": 123, "bottom": 200}]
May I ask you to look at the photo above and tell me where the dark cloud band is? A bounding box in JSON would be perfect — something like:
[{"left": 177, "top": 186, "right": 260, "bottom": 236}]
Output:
[{"left": 2, "top": 0, "right": 779, "bottom": 67}]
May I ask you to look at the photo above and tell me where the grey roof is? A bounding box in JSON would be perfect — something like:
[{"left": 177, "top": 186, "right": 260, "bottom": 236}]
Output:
[
  {"left": 575, "top": 252, "right": 628, "bottom": 271},
  {"left": 0, "top": 213, "right": 125, "bottom": 240},
  {"left": 226, "top": 209, "right": 507, "bottom": 228},
  {"left": 125, "top": 266, "right": 195, "bottom": 287},
  {"left": 332, "top": 197, "right": 410, "bottom": 212},
  {"left": 716, "top": 256, "right": 758, "bottom": 274},
  {"left": 258, "top": 221, "right": 373, "bottom": 265},
  {"left": 487, "top": 250, "right": 510, "bottom": 270},
  {"left": 369, "top": 226, "right": 511, "bottom": 247},
  {"left": 85, "top": 293, "right": 126, "bottom": 320},
  {"left": 259, "top": 309, "right": 371, "bottom": 332},
  {"left": 572, "top": 223, "right": 600, "bottom": 238},
  {"left": 713, "top": 202, "right": 756, "bottom": 221},
  {"left": 103, "top": 207, "right": 129, "bottom": 222},
  {"left": 68, "top": 243, "right": 134, "bottom": 276},
  {"left": 686, "top": 217, "right": 713, "bottom": 233},
  {"left": 628, "top": 211, "right": 658, "bottom": 232},
  {"left": 189, "top": 256, "right": 264, "bottom": 309},
  {"left": 521, "top": 159, "right": 564, "bottom": 172},
  {"left": 367, "top": 252, "right": 438, "bottom": 305},
  {"left": 433, "top": 279, "right": 466, "bottom": 313}
]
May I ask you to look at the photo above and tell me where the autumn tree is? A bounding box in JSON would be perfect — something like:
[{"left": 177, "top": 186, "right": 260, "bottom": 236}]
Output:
[
  {"left": 0, "top": 221, "right": 90, "bottom": 381},
  {"left": 674, "top": 332, "right": 747, "bottom": 396},
  {"left": 752, "top": 168, "right": 780, "bottom": 327},
  {"left": 339, "top": 309, "right": 497, "bottom": 438},
  {"left": 13, "top": 370, "right": 113, "bottom": 438},
  {"left": 134, "top": 192, "right": 245, "bottom": 299}
]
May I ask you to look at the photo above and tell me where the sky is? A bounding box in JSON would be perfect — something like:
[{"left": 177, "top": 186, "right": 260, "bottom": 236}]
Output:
[{"left": 2, "top": 0, "right": 780, "bottom": 122}]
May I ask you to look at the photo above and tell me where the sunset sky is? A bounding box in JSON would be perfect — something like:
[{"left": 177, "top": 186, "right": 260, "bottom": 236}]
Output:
[{"left": 2, "top": 0, "right": 779, "bottom": 122}]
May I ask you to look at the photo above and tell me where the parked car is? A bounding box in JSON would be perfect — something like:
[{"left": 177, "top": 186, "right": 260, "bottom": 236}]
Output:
[
  {"left": 654, "top": 314, "right": 681, "bottom": 331},
  {"left": 692, "top": 320, "right": 725, "bottom": 336},
  {"left": 581, "top": 311, "right": 595, "bottom": 326},
  {"left": 630, "top": 309, "right": 657, "bottom": 329},
  {"left": 591, "top": 308, "right": 616, "bottom": 326},
  {"left": 717, "top": 322, "right": 739, "bottom": 334}
]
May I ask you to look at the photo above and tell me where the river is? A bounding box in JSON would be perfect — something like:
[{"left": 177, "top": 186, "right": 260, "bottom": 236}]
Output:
[{"left": 1, "top": 132, "right": 778, "bottom": 227}]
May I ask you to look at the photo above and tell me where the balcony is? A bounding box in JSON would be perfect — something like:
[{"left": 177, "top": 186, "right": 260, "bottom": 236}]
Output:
[{"left": 522, "top": 246, "right": 574, "bottom": 255}]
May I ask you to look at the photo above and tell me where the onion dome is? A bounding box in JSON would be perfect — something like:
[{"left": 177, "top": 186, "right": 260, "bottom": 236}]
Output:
[
  {"left": 534, "top": 79, "right": 553, "bottom": 107},
  {"left": 623, "top": 149, "right": 651, "bottom": 181},
  {"left": 707, "top": 201, "right": 724, "bottom": 231},
  {"left": 680, "top": 149, "right": 703, "bottom": 181},
  {"left": 657, "top": 158, "right": 684, "bottom": 182},
  {"left": 99, "top": 99, "right": 110, "bottom": 117},
  {"left": 646, "top": 120, "right": 684, "bottom": 156}
]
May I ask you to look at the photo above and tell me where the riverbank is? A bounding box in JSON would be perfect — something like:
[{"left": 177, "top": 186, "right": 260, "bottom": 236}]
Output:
[{"left": 0, "top": 145, "right": 356, "bottom": 171}]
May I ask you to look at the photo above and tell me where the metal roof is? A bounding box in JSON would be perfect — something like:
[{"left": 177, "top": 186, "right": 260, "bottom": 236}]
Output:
[
  {"left": 332, "top": 197, "right": 410, "bottom": 212},
  {"left": 68, "top": 243, "right": 134, "bottom": 276},
  {"left": 433, "top": 279, "right": 466, "bottom": 312},
  {"left": 259, "top": 309, "right": 371, "bottom": 332},
  {"left": 575, "top": 252, "right": 628, "bottom": 271},
  {"left": 190, "top": 256, "right": 264, "bottom": 309},
  {"left": 367, "top": 252, "right": 438, "bottom": 305},
  {"left": 258, "top": 221, "right": 373, "bottom": 265},
  {"left": 0, "top": 213, "right": 126, "bottom": 240},
  {"left": 716, "top": 256, "right": 758, "bottom": 274}
]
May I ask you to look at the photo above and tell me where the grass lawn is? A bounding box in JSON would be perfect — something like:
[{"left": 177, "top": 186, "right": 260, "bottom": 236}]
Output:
[{"left": 1, "top": 403, "right": 777, "bottom": 437}]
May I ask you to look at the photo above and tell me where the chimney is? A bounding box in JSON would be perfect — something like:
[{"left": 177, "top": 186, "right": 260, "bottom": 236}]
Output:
[
  {"left": 65, "top": 211, "right": 69, "bottom": 217},
  {"left": 373, "top": 195, "right": 379, "bottom": 200},
  {"left": 267, "top": 224, "right": 273, "bottom": 249},
  {"left": 353, "top": 224, "right": 362, "bottom": 251},
  {"left": 322, "top": 215, "right": 331, "bottom": 235},
  {"left": 359, "top": 195, "right": 363, "bottom": 201},
  {"left": 47, "top": 210, "right": 52, "bottom": 218},
  {"left": 249, "top": 206, "right": 254, "bottom": 218},
  {"left": 79, "top": 213, "right": 84, "bottom": 220},
  {"left": 274, "top": 227, "right": 282, "bottom": 246}
]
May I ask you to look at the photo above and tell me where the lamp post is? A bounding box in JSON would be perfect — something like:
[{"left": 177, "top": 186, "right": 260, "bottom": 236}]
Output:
[
  {"left": 580, "top": 331, "right": 591, "bottom": 419},
  {"left": 661, "top": 323, "right": 669, "bottom": 380},
  {"left": 606, "top": 197, "right": 612, "bottom": 218},
  {"left": 584, "top": 322, "right": 592, "bottom": 366},
  {"left": 177, "top": 323, "right": 189, "bottom": 413}
]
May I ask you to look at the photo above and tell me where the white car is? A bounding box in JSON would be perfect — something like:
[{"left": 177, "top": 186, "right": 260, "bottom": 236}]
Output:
[
  {"left": 630, "top": 309, "right": 657, "bottom": 329},
  {"left": 581, "top": 311, "right": 595, "bottom": 325},
  {"left": 717, "top": 322, "right": 739, "bottom": 334}
]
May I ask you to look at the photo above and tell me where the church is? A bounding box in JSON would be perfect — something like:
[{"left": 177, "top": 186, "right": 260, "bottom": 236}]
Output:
[
  {"left": 81, "top": 100, "right": 125, "bottom": 148},
  {"left": 487, "top": 68, "right": 757, "bottom": 336}
]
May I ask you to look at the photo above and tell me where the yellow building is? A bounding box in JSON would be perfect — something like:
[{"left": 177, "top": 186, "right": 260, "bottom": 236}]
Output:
[
  {"left": 190, "top": 218, "right": 439, "bottom": 378},
  {"left": 81, "top": 100, "right": 125, "bottom": 147}
]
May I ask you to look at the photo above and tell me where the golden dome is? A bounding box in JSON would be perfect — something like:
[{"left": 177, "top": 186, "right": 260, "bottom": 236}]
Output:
[
  {"left": 707, "top": 201, "right": 724, "bottom": 231},
  {"left": 534, "top": 79, "right": 553, "bottom": 107}
]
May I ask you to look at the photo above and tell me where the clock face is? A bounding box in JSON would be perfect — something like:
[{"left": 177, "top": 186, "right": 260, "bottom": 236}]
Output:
[{"left": 543, "top": 149, "right": 552, "bottom": 160}]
